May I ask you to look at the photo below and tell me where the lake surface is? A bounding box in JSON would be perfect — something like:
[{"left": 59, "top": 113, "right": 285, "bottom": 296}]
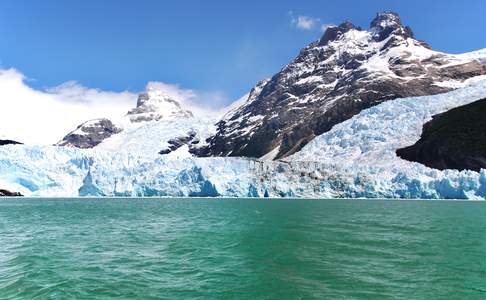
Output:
[{"left": 0, "top": 198, "right": 486, "bottom": 299}]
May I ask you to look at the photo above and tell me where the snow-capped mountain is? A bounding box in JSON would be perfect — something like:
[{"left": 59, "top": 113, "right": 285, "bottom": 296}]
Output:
[
  {"left": 58, "top": 84, "right": 216, "bottom": 158},
  {"left": 198, "top": 12, "right": 486, "bottom": 160},
  {"left": 2, "top": 11, "right": 486, "bottom": 199}
]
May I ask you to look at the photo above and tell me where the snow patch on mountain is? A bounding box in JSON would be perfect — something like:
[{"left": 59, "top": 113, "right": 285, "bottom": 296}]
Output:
[
  {"left": 456, "top": 48, "right": 486, "bottom": 62},
  {"left": 97, "top": 117, "right": 216, "bottom": 158}
]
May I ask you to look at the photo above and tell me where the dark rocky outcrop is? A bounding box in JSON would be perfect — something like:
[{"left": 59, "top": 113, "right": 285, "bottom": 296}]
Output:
[
  {"left": 397, "top": 98, "right": 486, "bottom": 172},
  {"left": 58, "top": 119, "right": 122, "bottom": 149},
  {"left": 0, "top": 140, "right": 22, "bottom": 146},
  {"left": 0, "top": 189, "right": 23, "bottom": 196},
  {"left": 197, "top": 12, "right": 486, "bottom": 160},
  {"left": 159, "top": 131, "right": 198, "bottom": 155}
]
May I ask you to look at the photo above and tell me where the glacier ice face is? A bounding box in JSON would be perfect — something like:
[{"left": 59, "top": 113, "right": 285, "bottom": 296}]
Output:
[
  {"left": 290, "top": 80, "right": 486, "bottom": 199},
  {"left": 0, "top": 145, "right": 266, "bottom": 197},
  {"left": 2, "top": 80, "right": 486, "bottom": 199},
  {"left": 0, "top": 146, "right": 88, "bottom": 196}
]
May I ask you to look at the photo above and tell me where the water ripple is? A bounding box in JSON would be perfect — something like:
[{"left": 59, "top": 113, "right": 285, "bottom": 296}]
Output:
[{"left": 0, "top": 199, "right": 486, "bottom": 299}]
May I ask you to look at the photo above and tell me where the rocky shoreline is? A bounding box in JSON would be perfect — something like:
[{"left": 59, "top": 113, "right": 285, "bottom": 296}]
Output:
[{"left": 0, "top": 189, "right": 23, "bottom": 197}]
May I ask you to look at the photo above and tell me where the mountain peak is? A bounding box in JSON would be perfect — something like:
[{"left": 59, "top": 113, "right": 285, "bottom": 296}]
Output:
[
  {"left": 199, "top": 12, "right": 486, "bottom": 160},
  {"left": 370, "top": 11, "right": 414, "bottom": 41},
  {"left": 127, "top": 88, "right": 193, "bottom": 123},
  {"left": 319, "top": 12, "right": 414, "bottom": 46},
  {"left": 319, "top": 21, "right": 362, "bottom": 46}
]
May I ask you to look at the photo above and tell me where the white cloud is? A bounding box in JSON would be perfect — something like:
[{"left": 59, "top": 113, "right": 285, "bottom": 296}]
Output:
[
  {"left": 289, "top": 11, "right": 319, "bottom": 30},
  {"left": 0, "top": 68, "right": 136, "bottom": 145},
  {"left": 296, "top": 16, "right": 319, "bottom": 30},
  {"left": 289, "top": 11, "right": 334, "bottom": 32}
]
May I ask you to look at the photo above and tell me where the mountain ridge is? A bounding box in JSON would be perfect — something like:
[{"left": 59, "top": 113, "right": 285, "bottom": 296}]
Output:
[{"left": 196, "top": 12, "right": 486, "bottom": 159}]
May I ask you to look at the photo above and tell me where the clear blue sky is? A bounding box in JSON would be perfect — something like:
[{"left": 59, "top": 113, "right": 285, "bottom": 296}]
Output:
[{"left": 0, "top": 0, "right": 485, "bottom": 104}]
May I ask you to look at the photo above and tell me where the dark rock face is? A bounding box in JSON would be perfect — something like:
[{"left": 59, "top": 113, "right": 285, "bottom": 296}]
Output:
[
  {"left": 159, "top": 131, "right": 198, "bottom": 155},
  {"left": 197, "top": 12, "right": 486, "bottom": 160},
  {"left": 0, "top": 189, "right": 23, "bottom": 196},
  {"left": 58, "top": 119, "right": 122, "bottom": 149},
  {"left": 0, "top": 140, "right": 22, "bottom": 146},
  {"left": 397, "top": 98, "right": 486, "bottom": 172}
]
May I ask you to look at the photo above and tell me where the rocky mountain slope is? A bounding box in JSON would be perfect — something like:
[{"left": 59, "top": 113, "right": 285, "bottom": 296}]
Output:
[
  {"left": 397, "top": 98, "right": 486, "bottom": 171},
  {"left": 58, "top": 119, "right": 122, "bottom": 149},
  {"left": 197, "top": 12, "right": 486, "bottom": 160}
]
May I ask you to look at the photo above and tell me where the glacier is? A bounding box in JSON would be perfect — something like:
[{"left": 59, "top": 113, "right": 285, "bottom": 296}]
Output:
[{"left": 2, "top": 80, "right": 486, "bottom": 199}]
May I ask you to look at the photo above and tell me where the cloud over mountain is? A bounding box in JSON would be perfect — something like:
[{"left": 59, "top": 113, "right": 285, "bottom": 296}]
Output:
[
  {"left": 0, "top": 68, "right": 136, "bottom": 144},
  {"left": 0, "top": 69, "right": 232, "bottom": 145}
]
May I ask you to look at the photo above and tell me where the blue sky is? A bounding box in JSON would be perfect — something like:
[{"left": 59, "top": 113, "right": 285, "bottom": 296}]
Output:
[{"left": 0, "top": 0, "right": 485, "bottom": 105}]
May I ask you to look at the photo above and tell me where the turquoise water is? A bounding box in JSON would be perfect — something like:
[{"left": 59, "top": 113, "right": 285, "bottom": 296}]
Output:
[{"left": 1, "top": 199, "right": 486, "bottom": 299}]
